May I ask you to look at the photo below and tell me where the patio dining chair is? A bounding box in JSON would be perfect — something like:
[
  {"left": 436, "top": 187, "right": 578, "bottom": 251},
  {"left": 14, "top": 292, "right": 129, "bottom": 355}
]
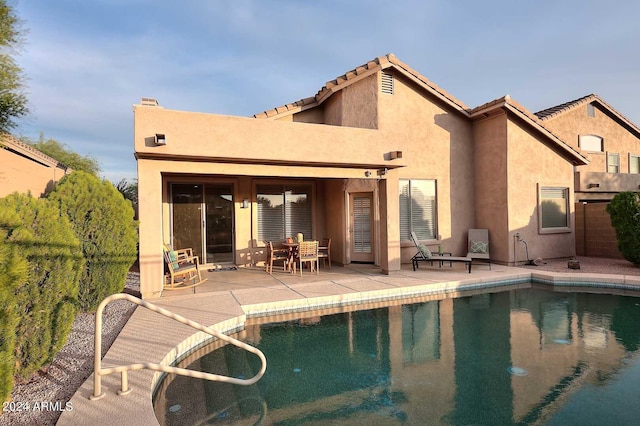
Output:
[
  {"left": 318, "top": 237, "right": 332, "bottom": 269},
  {"left": 266, "top": 241, "right": 290, "bottom": 274},
  {"left": 297, "top": 240, "right": 319, "bottom": 276}
]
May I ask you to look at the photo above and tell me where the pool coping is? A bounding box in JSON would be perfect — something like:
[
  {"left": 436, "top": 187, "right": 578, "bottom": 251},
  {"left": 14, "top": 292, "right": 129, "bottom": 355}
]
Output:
[{"left": 56, "top": 268, "right": 640, "bottom": 426}]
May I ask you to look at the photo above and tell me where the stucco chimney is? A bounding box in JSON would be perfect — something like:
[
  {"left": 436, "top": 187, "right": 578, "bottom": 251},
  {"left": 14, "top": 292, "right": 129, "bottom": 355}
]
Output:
[{"left": 141, "top": 97, "right": 159, "bottom": 106}]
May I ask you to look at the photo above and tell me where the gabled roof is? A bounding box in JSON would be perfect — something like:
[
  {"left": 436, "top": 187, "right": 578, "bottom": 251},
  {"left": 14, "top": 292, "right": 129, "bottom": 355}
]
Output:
[
  {"left": 470, "top": 95, "right": 589, "bottom": 166},
  {"left": 0, "top": 133, "right": 67, "bottom": 169},
  {"left": 535, "top": 94, "right": 640, "bottom": 138},
  {"left": 253, "top": 53, "right": 470, "bottom": 119}
]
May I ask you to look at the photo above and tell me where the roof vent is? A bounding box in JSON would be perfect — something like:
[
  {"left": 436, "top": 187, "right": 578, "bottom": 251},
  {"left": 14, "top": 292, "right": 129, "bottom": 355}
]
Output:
[
  {"left": 141, "top": 97, "right": 159, "bottom": 106},
  {"left": 381, "top": 72, "right": 394, "bottom": 95}
]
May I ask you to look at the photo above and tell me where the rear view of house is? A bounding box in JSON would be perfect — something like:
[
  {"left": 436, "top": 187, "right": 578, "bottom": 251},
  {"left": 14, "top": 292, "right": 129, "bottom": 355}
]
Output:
[{"left": 135, "top": 53, "right": 589, "bottom": 299}]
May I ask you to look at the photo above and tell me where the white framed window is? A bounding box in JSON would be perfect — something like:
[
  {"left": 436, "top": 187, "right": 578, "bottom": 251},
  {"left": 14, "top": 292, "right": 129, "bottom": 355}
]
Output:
[
  {"left": 538, "top": 185, "right": 570, "bottom": 233},
  {"left": 607, "top": 152, "right": 620, "bottom": 173},
  {"left": 257, "top": 183, "right": 312, "bottom": 242},
  {"left": 629, "top": 154, "right": 640, "bottom": 174},
  {"left": 399, "top": 179, "right": 437, "bottom": 241},
  {"left": 578, "top": 135, "right": 603, "bottom": 152}
]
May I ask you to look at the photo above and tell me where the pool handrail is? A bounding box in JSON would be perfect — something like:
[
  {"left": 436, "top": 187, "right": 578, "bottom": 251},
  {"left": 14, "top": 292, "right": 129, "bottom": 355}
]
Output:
[{"left": 90, "top": 293, "right": 267, "bottom": 400}]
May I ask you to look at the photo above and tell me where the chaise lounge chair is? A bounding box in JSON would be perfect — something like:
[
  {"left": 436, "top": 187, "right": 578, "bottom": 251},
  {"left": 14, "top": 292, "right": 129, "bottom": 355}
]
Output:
[
  {"left": 410, "top": 232, "right": 472, "bottom": 273},
  {"left": 467, "top": 228, "right": 491, "bottom": 270}
]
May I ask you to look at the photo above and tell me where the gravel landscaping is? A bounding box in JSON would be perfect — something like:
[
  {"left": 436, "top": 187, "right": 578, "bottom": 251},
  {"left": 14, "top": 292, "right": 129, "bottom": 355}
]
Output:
[{"left": 1, "top": 256, "right": 639, "bottom": 425}]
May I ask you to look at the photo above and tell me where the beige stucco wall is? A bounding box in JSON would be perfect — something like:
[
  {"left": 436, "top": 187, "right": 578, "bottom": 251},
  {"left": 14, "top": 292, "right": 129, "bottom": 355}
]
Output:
[
  {"left": 377, "top": 71, "right": 476, "bottom": 261},
  {"left": 0, "top": 142, "right": 69, "bottom": 198},
  {"left": 474, "top": 112, "right": 576, "bottom": 264},
  {"left": 507, "top": 118, "right": 576, "bottom": 263},
  {"left": 542, "top": 103, "right": 640, "bottom": 175},
  {"left": 473, "top": 113, "right": 509, "bottom": 262}
]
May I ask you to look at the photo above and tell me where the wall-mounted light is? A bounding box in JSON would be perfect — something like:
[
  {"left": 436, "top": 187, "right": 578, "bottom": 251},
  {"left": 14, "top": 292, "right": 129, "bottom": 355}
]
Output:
[
  {"left": 364, "top": 170, "right": 372, "bottom": 177},
  {"left": 587, "top": 183, "right": 599, "bottom": 188},
  {"left": 242, "top": 199, "right": 249, "bottom": 209},
  {"left": 154, "top": 133, "right": 166, "bottom": 146},
  {"left": 377, "top": 168, "right": 388, "bottom": 177}
]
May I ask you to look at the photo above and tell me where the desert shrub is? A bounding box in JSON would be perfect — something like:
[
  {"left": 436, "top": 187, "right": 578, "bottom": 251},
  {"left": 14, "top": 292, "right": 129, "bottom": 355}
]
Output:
[
  {"left": 48, "top": 171, "right": 138, "bottom": 311},
  {"left": 0, "top": 205, "right": 25, "bottom": 402},
  {"left": 606, "top": 192, "right": 640, "bottom": 265},
  {"left": 0, "top": 193, "right": 83, "bottom": 380}
]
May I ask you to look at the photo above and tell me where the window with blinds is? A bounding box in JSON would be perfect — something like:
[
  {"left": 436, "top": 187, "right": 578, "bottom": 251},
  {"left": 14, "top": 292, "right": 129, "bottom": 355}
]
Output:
[
  {"left": 540, "top": 187, "right": 568, "bottom": 229},
  {"left": 399, "top": 179, "right": 437, "bottom": 241},
  {"left": 630, "top": 154, "right": 640, "bottom": 174},
  {"left": 257, "top": 184, "right": 312, "bottom": 242},
  {"left": 607, "top": 153, "right": 620, "bottom": 173}
]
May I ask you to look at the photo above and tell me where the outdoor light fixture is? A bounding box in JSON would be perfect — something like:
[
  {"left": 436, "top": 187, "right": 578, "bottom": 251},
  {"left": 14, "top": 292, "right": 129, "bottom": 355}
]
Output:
[
  {"left": 155, "top": 134, "right": 166, "bottom": 146},
  {"left": 377, "top": 168, "right": 388, "bottom": 177},
  {"left": 587, "top": 183, "right": 599, "bottom": 188},
  {"left": 242, "top": 199, "right": 249, "bottom": 209}
]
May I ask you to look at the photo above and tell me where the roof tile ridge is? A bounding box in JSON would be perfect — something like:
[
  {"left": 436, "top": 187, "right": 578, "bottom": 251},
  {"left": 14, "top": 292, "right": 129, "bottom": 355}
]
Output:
[
  {"left": 386, "top": 54, "right": 469, "bottom": 110},
  {"left": 253, "top": 55, "right": 387, "bottom": 119},
  {"left": 503, "top": 96, "right": 586, "bottom": 161},
  {"left": 534, "top": 94, "right": 596, "bottom": 120}
]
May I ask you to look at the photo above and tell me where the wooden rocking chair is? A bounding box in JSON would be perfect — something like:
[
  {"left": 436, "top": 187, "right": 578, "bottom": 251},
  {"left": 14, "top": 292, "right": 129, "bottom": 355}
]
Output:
[{"left": 163, "top": 245, "right": 208, "bottom": 292}]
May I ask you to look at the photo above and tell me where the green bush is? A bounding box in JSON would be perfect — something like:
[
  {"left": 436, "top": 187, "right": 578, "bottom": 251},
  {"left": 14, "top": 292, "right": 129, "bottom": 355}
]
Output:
[
  {"left": 0, "top": 193, "right": 83, "bottom": 381},
  {"left": 606, "top": 192, "right": 640, "bottom": 265},
  {"left": 48, "top": 171, "right": 138, "bottom": 311},
  {"left": 0, "top": 205, "right": 25, "bottom": 402}
]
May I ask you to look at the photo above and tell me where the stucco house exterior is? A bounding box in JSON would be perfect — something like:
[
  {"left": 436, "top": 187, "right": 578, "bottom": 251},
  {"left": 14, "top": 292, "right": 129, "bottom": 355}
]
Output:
[
  {"left": 0, "top": 134, "right": 70, "bottom": 198},
  {"left": 534, "top": 95, "right": 640, "bottom": 258},
  {"left": 135, "top": 53, "right": 589, "bottom": 299}
]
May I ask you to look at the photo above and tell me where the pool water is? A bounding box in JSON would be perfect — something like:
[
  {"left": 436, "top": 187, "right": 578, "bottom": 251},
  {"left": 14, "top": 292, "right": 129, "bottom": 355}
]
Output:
[{"left": 153, "top": 285, "right": 640, "bottom": 425}]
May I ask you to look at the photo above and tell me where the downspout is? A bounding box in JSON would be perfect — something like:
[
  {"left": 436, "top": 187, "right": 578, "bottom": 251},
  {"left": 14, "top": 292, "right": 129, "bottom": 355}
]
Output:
[{"left": 583, "top": 202, "right": 587, "bottom": 256}]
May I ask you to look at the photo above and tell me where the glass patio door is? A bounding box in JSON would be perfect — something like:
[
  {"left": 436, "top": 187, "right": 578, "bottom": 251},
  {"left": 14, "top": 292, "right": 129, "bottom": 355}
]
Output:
[{"left": 171, "top": 183, "right": 234, "bottom": 264}]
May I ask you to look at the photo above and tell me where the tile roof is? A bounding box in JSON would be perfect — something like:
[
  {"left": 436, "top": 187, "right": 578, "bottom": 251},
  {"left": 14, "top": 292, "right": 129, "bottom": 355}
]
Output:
[
  {"left": 534, "top": 94, "right": 595, "bottom": 119},
  {"left": 253, "top": 53, "right": 469, "bottom": 119},
  {"left": 0, "top": 133, "right": 66, "bottom": 169},
  {"left": 535, "top": 94, "right": 640, "bottom": 138},
  {"left": 469, "top": 95, "right": 589, "bottom": 166}
]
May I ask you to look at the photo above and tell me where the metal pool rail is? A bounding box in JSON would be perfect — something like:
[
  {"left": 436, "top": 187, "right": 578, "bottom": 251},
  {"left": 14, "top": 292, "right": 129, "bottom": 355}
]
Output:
[{"left": 90, "top": 293, "right": 267, "bottom": 400}]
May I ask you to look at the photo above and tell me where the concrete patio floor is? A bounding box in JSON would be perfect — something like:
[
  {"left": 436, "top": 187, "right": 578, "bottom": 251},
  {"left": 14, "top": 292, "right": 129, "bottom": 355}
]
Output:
[{"left": 57, "top": 261, "right": 640, "bottom": 425}]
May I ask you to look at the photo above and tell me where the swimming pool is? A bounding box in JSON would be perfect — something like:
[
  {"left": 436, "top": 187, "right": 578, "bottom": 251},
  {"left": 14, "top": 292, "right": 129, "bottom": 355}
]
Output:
[{"left": 153, "top": 284, "right": 640, "bottom": 425}]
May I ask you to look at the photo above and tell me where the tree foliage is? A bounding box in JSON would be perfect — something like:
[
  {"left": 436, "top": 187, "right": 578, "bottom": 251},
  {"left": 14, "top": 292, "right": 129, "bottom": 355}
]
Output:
[
  {"left": 0, "top": 0, "right": 29, "bottom": 133},
  {"left": 27, "top": 134, "right": 101, "bottom": 175},
  {"left": 0, "top": 192, "right": 83, "bottom": 401},
  {"left": 0, "top": 203, "right": 24, "bottom": 402},
  {"left": 606, "top": 192, "right": 640, "bottom": 265},
  {"left": 48, "top": 171, "right": 138, "bottom": 311},
  {"left": 114, "top": 178, "right": 138, "bottom": 205}
]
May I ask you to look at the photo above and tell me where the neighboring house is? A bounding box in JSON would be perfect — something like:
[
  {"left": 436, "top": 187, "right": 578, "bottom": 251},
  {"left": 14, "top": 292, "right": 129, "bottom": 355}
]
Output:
[
  {"left": 535, "top": 95, "right": 640, "bottom": 258},
  {"left": 0, "top": 134, "right": 70, "bottom": 198},
  {"left": 134, "top": 53, "right": 588, "bottom": 299}
]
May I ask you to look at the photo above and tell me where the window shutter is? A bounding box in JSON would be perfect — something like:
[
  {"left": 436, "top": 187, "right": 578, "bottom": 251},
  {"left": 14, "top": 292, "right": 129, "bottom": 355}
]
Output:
[
  {"left": 257, "top": 184, "right": 312, "bottom": 242},
  {"left": 541, "top": 187, "right": 568, "bottom": 228}
]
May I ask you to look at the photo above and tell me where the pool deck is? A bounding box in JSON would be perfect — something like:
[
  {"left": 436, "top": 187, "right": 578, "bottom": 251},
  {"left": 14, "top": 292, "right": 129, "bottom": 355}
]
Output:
[{"left": 57, "top": 262, "right": 640, "bottom": 426}]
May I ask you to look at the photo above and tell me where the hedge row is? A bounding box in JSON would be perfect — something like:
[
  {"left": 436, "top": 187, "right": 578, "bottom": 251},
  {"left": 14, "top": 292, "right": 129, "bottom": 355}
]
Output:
[{"left": 0, "top": 171, "right": 138, "bottom": 403}]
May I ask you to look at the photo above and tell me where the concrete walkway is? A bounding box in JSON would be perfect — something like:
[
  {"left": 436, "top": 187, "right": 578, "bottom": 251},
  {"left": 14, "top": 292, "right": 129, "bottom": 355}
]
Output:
[{"left": 57, "top": 262, "right": 640, "bottom": 425}]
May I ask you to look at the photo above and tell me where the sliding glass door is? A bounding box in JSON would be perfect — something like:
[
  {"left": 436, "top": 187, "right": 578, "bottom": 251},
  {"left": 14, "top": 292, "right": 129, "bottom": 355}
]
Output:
[{"left": 171, "top": 183, "right": 234, "bottom": 264}]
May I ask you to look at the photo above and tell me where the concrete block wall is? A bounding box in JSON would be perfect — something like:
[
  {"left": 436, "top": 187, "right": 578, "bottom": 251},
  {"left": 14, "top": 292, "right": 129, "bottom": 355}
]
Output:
[{"left": 575, "top": 202, "right": 622, "bottom": 259}]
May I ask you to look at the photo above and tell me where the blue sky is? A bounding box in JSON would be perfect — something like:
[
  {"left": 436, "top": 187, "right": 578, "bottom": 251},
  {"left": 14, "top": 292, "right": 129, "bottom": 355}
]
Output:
[{"left": 13, "top": 0, "right": 640, "bottom": 183}]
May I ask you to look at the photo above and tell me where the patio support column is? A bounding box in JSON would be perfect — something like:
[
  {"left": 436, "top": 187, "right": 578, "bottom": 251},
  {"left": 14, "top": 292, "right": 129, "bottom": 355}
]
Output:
[
  {"left": 138, "top": 161, "right": 164, "bottom": 298},
  {"left": 379, "top": 171, "right": 401, "bottom": 274}
]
